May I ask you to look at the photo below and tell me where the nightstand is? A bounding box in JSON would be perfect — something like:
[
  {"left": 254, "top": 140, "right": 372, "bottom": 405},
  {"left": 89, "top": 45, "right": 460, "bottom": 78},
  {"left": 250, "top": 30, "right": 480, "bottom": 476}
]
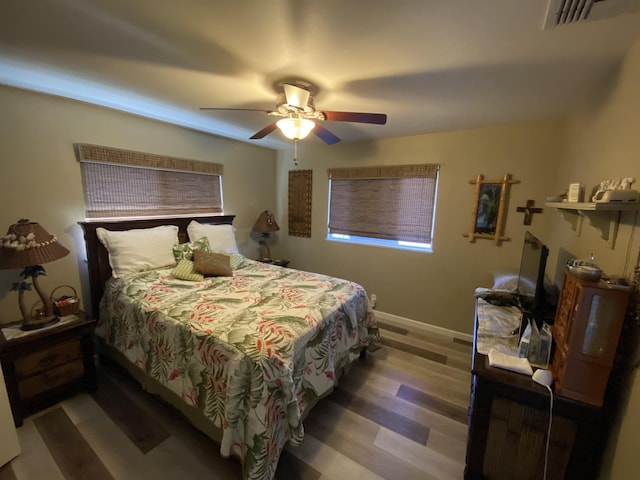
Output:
[
  {"left": 0, "top": 312, "right": 97, "bottom": 426},
  {"left": 257, "top": 258, "right": 290, "bottom": 268}
]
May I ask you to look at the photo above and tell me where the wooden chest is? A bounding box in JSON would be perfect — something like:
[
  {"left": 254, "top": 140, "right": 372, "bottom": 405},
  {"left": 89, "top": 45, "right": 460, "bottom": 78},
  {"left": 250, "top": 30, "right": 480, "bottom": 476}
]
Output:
[{"left": 550, "top": 268, "right": 631, "bottom": 406}]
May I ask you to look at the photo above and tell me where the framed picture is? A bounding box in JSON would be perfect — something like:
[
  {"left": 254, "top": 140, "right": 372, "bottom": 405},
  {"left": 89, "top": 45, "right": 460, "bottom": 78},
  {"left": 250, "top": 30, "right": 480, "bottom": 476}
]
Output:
[
  {"left": 475, "top": 183, "right": 502, "bottom": 234},
  {"left": 567, "top": 183, "right": 582, "bottom": 203},
  {"left": 464, "top": 173, "right": 519, "bottom": 245}
]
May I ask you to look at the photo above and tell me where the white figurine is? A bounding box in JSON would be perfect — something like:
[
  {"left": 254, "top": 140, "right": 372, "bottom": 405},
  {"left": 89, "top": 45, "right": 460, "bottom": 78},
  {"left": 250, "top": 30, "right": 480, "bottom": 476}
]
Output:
[
  {"left": 592, "top": 177, "right": 635, "bottom": 202},
  {"left": 620, "top": 177, "right": 635, "bottom": 190}
]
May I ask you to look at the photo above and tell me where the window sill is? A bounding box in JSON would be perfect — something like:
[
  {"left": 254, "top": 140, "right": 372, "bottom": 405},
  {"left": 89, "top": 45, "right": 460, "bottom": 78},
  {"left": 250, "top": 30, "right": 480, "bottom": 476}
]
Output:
[{"left": 326, "top": 235, "right": 432, "bottom": 253}]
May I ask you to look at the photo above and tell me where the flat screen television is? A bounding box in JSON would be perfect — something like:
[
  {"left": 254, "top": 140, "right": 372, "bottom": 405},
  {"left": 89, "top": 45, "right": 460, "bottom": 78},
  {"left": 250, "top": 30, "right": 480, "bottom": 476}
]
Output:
[{"left": 516, "top": 231, "right": 549, "bottom": 322}]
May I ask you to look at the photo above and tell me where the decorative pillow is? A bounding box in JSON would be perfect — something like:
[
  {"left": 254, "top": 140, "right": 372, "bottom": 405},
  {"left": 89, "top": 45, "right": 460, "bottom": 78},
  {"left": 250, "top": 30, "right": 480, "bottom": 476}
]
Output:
[
  {"left": 172, "top": 236, "right": 211, "bottom": 262},
  {"left": 171, "top": 259, "right": 204, "bottom": 282},
  {"left": 96, "top": 225, "right": 179, "bottom": 278},
  {"left": 211, "top": 250, "right": 246, "bottom": 270},
  {"left": 193, "top": 249, "right": 232, "bottom": 277},
  {"left": 187, "top": 221, "right": 239, "bottom": 254},
  {"left": 229, "top": 253, "right": 246, "bottom": 270}
]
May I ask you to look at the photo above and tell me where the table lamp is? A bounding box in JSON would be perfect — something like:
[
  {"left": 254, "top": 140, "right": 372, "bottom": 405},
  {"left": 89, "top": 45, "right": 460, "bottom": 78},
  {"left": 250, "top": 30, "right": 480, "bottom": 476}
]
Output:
[
  {"left": 251, "top": 210, "right": 280, "bottom": 260},
  {"left": 0, "top": 219, "right": 70, "bottom": 330}
]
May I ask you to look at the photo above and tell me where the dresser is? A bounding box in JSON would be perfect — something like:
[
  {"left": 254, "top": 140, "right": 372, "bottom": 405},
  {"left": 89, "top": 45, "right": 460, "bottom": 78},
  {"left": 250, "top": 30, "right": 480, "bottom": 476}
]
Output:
[
  {"left": 0, "top": 313, "right": 97, "bottom": 426},
  {"left": 465, "top": 301, "right": 606, "bottom": 480}
]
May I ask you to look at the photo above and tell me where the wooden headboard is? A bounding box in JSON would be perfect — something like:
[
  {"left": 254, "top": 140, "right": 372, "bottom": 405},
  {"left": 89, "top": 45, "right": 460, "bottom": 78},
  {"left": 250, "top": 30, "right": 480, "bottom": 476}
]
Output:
[{"left": 79, "top": 215, "right": 236, "bottom": 319}]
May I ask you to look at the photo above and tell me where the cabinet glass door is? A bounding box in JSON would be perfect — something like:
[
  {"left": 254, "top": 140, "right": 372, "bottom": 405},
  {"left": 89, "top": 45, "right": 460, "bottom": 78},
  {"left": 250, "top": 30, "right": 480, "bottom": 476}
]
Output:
[{"left": 581, "top": 294, "right": 617, "bottom": 358}]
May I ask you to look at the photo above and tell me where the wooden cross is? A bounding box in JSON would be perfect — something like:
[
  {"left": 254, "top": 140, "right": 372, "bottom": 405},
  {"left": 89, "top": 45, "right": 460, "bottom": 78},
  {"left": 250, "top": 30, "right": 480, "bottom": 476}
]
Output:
[{"left": 516, "top": 200, "right": 543, "bottom": 225}]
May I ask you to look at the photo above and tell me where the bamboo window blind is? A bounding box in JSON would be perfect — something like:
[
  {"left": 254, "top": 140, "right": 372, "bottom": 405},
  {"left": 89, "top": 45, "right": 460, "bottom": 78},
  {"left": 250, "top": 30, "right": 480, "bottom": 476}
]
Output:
[
  {"left": 77, "top": 144, "right": 223, "bottom": 219},
  {"left": 327, "top": 164, "right": 439, "bottom": 244}
]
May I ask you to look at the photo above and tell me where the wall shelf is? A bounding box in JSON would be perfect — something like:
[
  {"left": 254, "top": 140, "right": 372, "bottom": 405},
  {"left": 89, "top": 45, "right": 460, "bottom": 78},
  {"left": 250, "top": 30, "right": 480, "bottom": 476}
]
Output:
[{"left": 545, "top": 201, "right": 640, "bottom": 249}]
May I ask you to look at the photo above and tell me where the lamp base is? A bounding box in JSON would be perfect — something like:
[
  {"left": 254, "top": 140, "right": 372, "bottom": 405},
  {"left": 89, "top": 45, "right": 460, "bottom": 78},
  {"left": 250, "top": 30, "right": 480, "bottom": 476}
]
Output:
[
  {"left": 258, "top": 236, "right": 272, "bottom": 260},
  {"left": 21, "top": 315, "right": 60, "bottom": 331}
]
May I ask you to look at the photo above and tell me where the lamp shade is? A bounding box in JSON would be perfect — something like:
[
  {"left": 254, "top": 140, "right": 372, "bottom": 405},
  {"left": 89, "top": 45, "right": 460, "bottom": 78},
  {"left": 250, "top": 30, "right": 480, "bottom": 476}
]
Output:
[
  {"left": 252, "top": 211, "right": 280, "bottom": 234},
  {"left": 0, "top": 220, "right": 70, "bottom": 269},
  {"left": 276, "top": 117, "right": 315, "bottom": 140}
]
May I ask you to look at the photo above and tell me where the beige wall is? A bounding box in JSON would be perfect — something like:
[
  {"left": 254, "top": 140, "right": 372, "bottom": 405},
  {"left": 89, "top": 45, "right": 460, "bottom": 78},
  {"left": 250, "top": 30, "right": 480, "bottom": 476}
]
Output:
[
  {"left": 274, "top": 121, "right": 565, "bottom": 335},
  {"left": 0, "top": 86, "right": 277, "bottom": 324},
  {"left": 549, "top": 38, "right": 640, "bottom": 480}
]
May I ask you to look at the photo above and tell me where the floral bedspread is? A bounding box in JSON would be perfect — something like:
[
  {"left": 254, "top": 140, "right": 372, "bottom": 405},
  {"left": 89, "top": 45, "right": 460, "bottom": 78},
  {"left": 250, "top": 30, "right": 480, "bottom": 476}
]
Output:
[{"left": 96, "top": 258, "right": 380, "bottom": 480}]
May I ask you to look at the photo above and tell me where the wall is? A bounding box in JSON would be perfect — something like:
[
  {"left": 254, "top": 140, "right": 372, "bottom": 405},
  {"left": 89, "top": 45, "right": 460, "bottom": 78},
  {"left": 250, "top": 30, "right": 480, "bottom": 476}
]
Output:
[
  {"left": 274, "top": 121, "right": 565, "bottom": 334},
  {"left": 0, "top": 86, "right": 277, "bottom": 324},
  {"left": 547, "top": 38, "right": 640, "bottom": 480}
]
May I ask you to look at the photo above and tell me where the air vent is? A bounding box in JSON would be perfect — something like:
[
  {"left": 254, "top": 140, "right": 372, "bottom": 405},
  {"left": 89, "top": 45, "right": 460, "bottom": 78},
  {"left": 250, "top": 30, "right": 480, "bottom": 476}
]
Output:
[{"left": 543, "top": 0, "right": 636, "bottom": 29}]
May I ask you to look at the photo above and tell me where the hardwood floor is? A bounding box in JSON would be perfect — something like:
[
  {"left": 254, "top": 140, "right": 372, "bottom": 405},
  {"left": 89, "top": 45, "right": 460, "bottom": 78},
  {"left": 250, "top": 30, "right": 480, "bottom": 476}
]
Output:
[{"left": 0, "top": 315, "right": 473, "bottom": 480}]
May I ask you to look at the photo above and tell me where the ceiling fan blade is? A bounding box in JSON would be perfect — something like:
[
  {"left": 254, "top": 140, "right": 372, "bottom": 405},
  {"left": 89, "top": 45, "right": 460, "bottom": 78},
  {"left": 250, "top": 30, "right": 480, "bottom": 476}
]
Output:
[
  {"left": 283, "top": 84, "right": 310, "bottom": 110},
  {"left": 322, "top": 111, "right": 387, "bottom": 125},
  {"left": 250, "top": 122, "right": 279, "bottom": 140},
  {"left": 313, "top": 123, "right": 341, "bottom": 145},
  {"left": 200, "top": 107, "right": 274, "bottom": 114}
]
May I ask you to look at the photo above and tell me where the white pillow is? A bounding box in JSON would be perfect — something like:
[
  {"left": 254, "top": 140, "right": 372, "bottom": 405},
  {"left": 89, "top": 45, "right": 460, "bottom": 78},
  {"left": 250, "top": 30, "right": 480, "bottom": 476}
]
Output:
[
  {"left": 187, "top": 221, "right": 239, "bottom": 254},
  {"left": 96, "top": 225, "right": 179, "bottom": 278},
  {"left": 492, "top": 272, "right": 519, "bottom": 292}
]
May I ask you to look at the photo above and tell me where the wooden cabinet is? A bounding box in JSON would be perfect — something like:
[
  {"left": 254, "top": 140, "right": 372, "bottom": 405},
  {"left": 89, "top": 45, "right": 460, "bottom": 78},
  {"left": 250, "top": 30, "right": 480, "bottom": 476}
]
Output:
[
  {"left": 551, "top": 268, "right": 631, "bottom": 406},
  {"left": 466, "top": 302, "right": 605, "bottom": 480},
  {"left": 0, "top": 313, "right": 97, "bottom": 426}
]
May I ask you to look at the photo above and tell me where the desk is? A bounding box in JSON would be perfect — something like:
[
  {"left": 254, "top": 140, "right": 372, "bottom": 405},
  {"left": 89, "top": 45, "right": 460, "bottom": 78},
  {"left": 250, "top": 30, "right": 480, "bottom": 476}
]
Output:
[{"left": 465, "top": 301, "right": 605, "bottom": 480}]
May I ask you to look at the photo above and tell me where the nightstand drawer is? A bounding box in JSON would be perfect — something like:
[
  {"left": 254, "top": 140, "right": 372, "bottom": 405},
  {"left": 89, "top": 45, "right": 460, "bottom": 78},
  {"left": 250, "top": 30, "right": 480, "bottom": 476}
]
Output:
[
  {"left": 14, "top": 339, "right": 82, "bottom": 378},
  {"left": 18, "top": 359, "right": 85, "bottom": 399}
]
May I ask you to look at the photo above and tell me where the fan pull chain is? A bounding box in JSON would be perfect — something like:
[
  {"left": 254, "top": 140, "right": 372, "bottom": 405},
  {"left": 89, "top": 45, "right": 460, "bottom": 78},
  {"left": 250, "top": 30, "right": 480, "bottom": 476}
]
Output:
[{"left": 293, "top": 139, "right": 299, "bottom": 166}]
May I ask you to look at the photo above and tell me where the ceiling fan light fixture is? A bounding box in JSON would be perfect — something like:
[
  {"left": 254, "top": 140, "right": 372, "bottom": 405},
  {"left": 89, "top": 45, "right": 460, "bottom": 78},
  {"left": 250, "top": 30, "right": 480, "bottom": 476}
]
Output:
[
  {"left": 276, "top": 117, "right": 315, "bottom": 140},
  {"left": 283, "top": 83, "right": 310, "bottom": 110}
]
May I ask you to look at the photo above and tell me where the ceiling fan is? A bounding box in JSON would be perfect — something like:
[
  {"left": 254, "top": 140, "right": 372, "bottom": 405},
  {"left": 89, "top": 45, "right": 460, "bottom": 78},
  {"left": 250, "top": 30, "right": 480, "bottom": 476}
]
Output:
[{"left": 200, "top": 80, "right": 387, "bottom": 145}]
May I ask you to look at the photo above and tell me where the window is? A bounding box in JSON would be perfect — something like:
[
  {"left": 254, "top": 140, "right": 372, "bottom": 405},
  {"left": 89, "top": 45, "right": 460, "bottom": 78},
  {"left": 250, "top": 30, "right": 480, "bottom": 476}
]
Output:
[
  {"left": 77, "top": 144, "right": 223, "bottom": 219},
  {"left": 327, "top": 164, "right": 439, "bottom": 252}
]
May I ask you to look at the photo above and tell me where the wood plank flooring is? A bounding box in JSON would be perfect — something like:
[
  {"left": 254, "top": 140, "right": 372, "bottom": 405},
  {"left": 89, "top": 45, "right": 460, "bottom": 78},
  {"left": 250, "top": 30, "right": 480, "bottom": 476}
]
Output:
[{"left": 0, "top": 315, "right": 473, "bottom": 480}]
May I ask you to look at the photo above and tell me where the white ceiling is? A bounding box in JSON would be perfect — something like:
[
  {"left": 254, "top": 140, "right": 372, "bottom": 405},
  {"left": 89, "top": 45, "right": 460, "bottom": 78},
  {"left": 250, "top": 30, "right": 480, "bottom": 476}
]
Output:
[{"left": 2, "top": 0, "right": 640, "bottom": 150}]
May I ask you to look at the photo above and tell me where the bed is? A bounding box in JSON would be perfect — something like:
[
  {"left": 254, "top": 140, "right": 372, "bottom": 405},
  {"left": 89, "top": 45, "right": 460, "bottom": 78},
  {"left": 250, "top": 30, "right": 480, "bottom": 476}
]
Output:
[{"left": 79, "top": 215, "right": 380, "bottom": 480}]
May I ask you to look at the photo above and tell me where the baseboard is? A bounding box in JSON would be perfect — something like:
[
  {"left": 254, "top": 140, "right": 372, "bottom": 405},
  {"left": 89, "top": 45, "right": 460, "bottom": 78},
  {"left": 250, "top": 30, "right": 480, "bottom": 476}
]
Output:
[{"left": 373, "top": 309, "right": 474, "bottom": 343}]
